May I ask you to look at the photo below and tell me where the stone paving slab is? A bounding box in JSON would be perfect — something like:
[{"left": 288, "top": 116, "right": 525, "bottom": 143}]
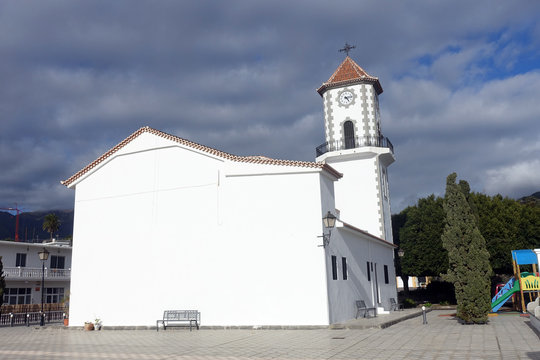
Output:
[{"left": 0, "top": 310, "right": 539, "bottom": 359}]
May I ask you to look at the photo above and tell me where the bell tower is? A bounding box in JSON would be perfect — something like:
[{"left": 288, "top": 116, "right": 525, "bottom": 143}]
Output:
[{"left": 316, "top": 52, "right": 395, "bottom": 241}]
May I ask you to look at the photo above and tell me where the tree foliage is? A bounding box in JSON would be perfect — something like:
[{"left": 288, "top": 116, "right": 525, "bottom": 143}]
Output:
[
  {"left": 391, "top": 212, "right": 409, "bottom": 294},
  {"left": 441, "top": 173, "right": 492, "bottom": 323},
  {"left": 42, "top": 213, "right": 61, "bottom": 241},
  {"left": 399, "top": 195, "right": 447, "bottom": 276},
  {"left": 391, "top": 212, "right": 407, "bottom": 275},
  {"left": 471, "top": 193, "right": 540, "bottom": 273},
  {"left": 394, "top": 191, "right": 540, "bottom": 277}
]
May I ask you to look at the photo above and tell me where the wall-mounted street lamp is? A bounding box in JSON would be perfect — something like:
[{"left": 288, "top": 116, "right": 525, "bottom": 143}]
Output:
[
  {"left": 319, "top": 211, "right": 337, "bottom": 247},
  {"left": 397, "top": 248, "right": 405, "bottom": 258},
  {"left": 38, "top": 248, "right": 49, "bottom": 326}
]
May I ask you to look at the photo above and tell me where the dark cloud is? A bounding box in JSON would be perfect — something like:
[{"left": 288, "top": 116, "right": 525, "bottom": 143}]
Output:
[{"left": 0, "top": 1, "right": 539, "bottom": 212}]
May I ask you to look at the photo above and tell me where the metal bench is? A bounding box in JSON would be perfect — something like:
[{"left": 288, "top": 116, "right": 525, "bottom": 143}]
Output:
[
  {"left": 390, "top": 298, "right": 404, "bottom": 311},
  {"left": 156, "top": 310, "right": 200, "bottom": 331},
  {"left": 355, "top": 300, "right": 376, "bottom": 319}
]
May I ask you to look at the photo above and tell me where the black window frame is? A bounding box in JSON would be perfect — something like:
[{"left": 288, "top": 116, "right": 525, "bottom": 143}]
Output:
[
  {"left": 3, "top": 288, "right": 31, "bottom": 305},
  {"left": 331, "top": 256, "right": 338, "bottom": 280},
  {"left": 45, "top": 287, "right": 65, "bottom": 304},
  {"left": 15, "top": 253, "right": 26, "bottom": 267},
  {"left": 341, "top": 257, "right": 348, "bottom": 280},
  {"left": 367, "top": 261, "right": 371, "bottom": 281},
  {"left": 50, "top": 255, "right": 65, "bottom": 269},
  {"left": 384, "top": 265, "right": 389, "bottom": 284}
]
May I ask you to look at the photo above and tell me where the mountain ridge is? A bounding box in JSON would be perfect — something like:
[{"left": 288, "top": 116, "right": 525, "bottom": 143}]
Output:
[
  {"left": 0, "top": 192, "right": 537, "bottom": 241},
  {"left": 0, "top": 209, "right": 73, "bottom": 242}
]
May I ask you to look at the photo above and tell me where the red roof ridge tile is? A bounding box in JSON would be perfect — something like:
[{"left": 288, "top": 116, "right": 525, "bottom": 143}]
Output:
[{"left": 61, "top": 127, "right": 342, "bottom": 187}]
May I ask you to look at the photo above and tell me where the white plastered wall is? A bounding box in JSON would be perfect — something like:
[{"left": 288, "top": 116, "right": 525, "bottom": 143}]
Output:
[
  {"left": 325, "top": 226, "right": 397, "bottom": 324},
  {"left": 69, "top": 133, "right": 334, "bottom": 327},
  {"left": 318, "top": 151, "right": 384, "bottom": 239}
]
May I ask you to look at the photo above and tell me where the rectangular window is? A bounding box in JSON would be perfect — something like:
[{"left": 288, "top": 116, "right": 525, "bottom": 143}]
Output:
[
  {"left": 45, "top": 287, "right": 65, "bottom": 304},
  {"left": 381, "top": 168, "right": 389, "bottom": 199},
  {"left": 367, "top": 262, "right": 371, "bottom": 281},
  {"left": 331, "top": 256, "right": 338, "bottom": 280},
  {"left": 15, "top": 253, "right": 26, "bottom": 267},
  {"left": 341, "top": 257, "right": 348, "bottom": 280},
  {"left": 384, "top": 265, "right": 389, "bottom": 284},
  {"left": 3, "top": 288, "right": 31, "bottom": 305},
  {"left": 50, "top": 256, "right": 65, "bottom": 269}
]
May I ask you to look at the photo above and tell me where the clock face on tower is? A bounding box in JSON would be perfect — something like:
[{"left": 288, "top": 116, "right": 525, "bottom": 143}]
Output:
[{"left": 337, "top": 89, "right": 355, "bottom": 107}]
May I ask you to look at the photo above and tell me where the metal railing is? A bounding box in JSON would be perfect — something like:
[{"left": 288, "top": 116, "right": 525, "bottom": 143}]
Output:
[
  {"left": 0, "top": 311, "right": 65, "bottom": 327},
  {"left": 3, "top": 267, "right": 71, "bottom": 279},
  {"left": 1, "top": 303, "right": 66, "bottom": 314},
  {"left": 316, "top": 135, "right": 394, "bottom": 157}
]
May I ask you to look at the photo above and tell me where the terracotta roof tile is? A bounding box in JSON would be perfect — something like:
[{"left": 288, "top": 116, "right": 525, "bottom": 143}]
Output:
[
  {"left": 317, "top": 56, "right": 383, "bottom": 95},
  {"left": 61, "top": 127, "right": 342, "bottom": 187}
]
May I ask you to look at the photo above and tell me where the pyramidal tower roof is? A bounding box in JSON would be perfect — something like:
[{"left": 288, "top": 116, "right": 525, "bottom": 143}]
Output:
[{"left": 317, "top": 56, "right": 383, "bottom": 96}]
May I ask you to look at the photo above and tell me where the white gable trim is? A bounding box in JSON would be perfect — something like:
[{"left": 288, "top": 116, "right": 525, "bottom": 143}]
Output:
[{"left": 337, "top": 221, "right": 396, "bottom": 249}]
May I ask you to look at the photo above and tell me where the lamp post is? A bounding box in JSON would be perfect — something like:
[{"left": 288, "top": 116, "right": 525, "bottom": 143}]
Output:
[
  {"left": 397, "top": 248, "right": 409, "bottom": 296},
  {"left": 320, "top": 211, "right": 337, "bottom": 247},
  {"left": 38, "top": 248, "right": 49, "bottom": 326}
]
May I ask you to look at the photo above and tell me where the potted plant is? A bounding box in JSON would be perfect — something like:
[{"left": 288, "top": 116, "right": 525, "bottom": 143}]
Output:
[
  {"left": 94, "top": 318, "right": 102, "bottom": 330},
  {"left": 84, "top": 321, "right": 94, "bottom": 331},
  {"left": 61, "top": 293, "right": 70, "bottom": 326}
]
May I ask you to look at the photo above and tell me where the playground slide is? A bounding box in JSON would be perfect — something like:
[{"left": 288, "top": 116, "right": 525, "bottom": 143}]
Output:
[{"left": 491, "top": 278, "right": 519, "bottom": 312}]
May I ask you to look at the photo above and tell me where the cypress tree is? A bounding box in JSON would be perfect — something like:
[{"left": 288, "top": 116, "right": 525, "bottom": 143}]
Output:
[{"left": 441, "top": 173, "right": 492, "bottom": 323}]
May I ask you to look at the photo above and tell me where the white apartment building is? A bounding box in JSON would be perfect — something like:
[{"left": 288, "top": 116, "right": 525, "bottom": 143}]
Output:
[{"left": 0, "top": 240, "right": 71, "bottom": 306}]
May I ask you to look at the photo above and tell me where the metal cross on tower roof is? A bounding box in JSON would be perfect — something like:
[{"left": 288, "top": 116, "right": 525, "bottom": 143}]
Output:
[{"left": 339, "top": 43, "right": 356, "bottom": 56}]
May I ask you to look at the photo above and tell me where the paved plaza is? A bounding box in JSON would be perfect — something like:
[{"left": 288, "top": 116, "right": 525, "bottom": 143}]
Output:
[{"left": 0, "top": 310, "right": 539, "bottom": 359}]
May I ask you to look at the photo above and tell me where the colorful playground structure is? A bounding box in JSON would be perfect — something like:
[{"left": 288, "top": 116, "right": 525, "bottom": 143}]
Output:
[{"left": 491, "top": 249, "right": 540, "bottom": 313}]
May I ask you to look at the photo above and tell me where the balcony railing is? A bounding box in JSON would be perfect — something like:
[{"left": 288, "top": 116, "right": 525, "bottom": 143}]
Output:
[
  {"left": 316, "top": 135, "right": 394, "bottom": 157},
  {"left": 3, "top": 267, "right": 71, "bottom": 280}
]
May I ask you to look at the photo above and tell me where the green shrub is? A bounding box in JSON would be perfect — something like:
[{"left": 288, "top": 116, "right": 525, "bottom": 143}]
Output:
[
  {"left": 403, "top": 298, "right": 416, "bottom": 308},
  {"left": 425, "top": 280, "right": 456, "bottom": 304}
]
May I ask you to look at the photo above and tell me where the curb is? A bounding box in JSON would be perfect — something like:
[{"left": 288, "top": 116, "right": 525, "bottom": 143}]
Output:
[
  {"left": 37, "top": 309, "right": 435, "bottom": 331},
  {"left": 331, "top": 308, "right": 433, "bottom": 330}
]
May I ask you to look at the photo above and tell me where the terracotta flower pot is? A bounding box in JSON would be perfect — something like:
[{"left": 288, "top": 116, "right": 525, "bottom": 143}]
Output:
[{"left": 84, "top": 322, "right": 94, "bottom": 331}]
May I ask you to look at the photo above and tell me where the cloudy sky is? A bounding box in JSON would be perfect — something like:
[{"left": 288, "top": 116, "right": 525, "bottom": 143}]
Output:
[{"left": 0, "top": 1, "right": 539, "bottom": 214}]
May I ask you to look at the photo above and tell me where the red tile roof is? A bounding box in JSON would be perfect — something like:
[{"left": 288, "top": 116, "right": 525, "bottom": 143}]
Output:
[
  {"left": 317, "top": 56, "right": 383, "bottom": 96},
  {"left": 61, "top": 126, "right": 342, "bottom": 187}
]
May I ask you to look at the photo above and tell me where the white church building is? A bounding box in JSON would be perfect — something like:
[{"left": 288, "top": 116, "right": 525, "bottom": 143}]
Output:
[{"left": 62, "top": 56, "right": 398, "bottom": 327}]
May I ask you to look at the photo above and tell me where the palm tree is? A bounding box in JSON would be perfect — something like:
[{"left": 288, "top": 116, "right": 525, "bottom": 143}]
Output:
[{"left": 42, "top": 213, "right": 61, "bottom": 241}]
